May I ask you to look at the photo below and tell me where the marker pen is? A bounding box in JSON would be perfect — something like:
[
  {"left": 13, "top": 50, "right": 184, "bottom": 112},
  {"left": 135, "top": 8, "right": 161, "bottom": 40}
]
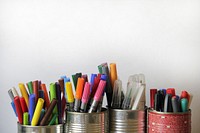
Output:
[
  {"left": 74, "top": 78, "right": 85, "bottom": 112},
  {"left": 66, "top": 82, "right": 74, "bottom": 111},
  {"left": 88, "top": 80, "right": 106, "bottom": 113},
  {"left": 80, "top": 82, "right": 91, "bottom": 112}
]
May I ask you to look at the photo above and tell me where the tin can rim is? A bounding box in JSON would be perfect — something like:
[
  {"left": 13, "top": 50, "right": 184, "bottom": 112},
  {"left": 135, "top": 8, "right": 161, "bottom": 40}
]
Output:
[
  {"left": 66, "top": 107, "right": 108, "bottom": 115},
  {"left": 17, "top": 122, "right": 63, "bottom": 128},
  {"left": 148, "top": 108, "right": 191, "bottom": 115}
]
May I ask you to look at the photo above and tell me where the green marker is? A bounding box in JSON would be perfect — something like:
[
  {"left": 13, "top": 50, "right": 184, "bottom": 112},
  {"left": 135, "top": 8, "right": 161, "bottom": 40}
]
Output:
[
  {"left": 98, "top": 65, "right": 103, "bottom": 74},
  {"left": 27, "top": 81, "right": 33, "bottom": 94},
  {"left": 23, "top": 112, "right": 29, "bottom": 125},
  {"left": 72, "top": 74, "right": 77, "bottom": 89},
  {"left": 48, "top": 114, "right": 58, "bottom": 125},
  {"left": 50, "top": 83, "right": 58, "bottom": 124}
]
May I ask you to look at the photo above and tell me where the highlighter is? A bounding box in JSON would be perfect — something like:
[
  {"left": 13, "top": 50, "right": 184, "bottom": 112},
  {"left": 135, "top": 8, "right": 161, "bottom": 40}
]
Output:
[
  {"left": 110, "top": 63, "right": 118, "bottom": 88},
  {"left": 19, "top": 83, "right": 29, "bottom": 108},
  {"left": 80, "top": 82, "right": 91, "bottom": 112},
  {"left": 14, "top": 96, "right": 23, "bottom": 124},
  {"left": 74, "top": 78, "right": 85, "bottom": 112},
  {"left": 66, "top": 82, "right": 74, "bottom": 111},
  {"left": 31, "top": 98, "right": 44, "bottom": 126},
  {"left": 88, "top": 80, "right": 106, "bottom": 113}
]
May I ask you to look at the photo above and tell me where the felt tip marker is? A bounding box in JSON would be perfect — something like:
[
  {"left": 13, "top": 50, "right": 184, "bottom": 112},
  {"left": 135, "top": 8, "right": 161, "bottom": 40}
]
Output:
[{"left": 80, "top": 82, "right": 91, "bottom": 112}]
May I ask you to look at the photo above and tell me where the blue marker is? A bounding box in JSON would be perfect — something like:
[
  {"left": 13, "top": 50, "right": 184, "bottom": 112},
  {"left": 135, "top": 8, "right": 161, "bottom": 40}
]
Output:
[
  {"left": 29, "top": 94, "right": 36, "bottom": 123},
  {"left": 11, "top": 101, "right": 17, "bottom": 117},
  {"left": 90, "top": 74, "right": 97, "bottom": 92}
]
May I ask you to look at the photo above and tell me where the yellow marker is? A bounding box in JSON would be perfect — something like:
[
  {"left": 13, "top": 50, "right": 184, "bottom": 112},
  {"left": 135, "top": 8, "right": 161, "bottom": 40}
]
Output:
[
  {"left": 19, "top": 83, "right": 29, "bottom": 107},
  {"left": 110, "top": 63, "right": 118, "bottom": 88},
  {"left": 66, "top": 82, "right": 74, "bottom": 103},
  {"left": 31, "top": 98, "right": 44, "bottom": 126}
]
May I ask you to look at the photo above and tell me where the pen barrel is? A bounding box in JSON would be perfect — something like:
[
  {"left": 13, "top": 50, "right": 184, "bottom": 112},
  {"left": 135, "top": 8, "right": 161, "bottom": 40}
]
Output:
[
  {"left": 74, "top": 99, "right": 81, "bottom": 112},
  {"left": 88, "top": 100, "right": 99, "bottom": 113},
  {"left": 97, "top": 97, "right": 103, "bottom": 113},
  {"left": 80, "top": 103, "right": 87, "bottom": 112}
]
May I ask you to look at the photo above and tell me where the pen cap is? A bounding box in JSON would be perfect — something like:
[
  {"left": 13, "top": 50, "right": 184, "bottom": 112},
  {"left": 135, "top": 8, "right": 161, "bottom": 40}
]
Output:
[
  {"left": 81, "top": 82, "right": 91, "bottom": 103},
  {"left": 94, "top": 80, "right": 106, "bottom": 101},
  {"left": 166, "top": 88, "right": 175, "bottom": 96},
  {"left": 110, "top": 63, "right": 118, "bottom": 88},
  {"left": 138, "top": 74, "right": 145, "bottom": 84},
  {"left": 19, "top": 83, "right": 29, "bottom": 108},
  {"left": 128, "top": 75, "right": 139, "bottom": 83},
  {"left": 180, "top": 91, "right": 190, "bottom": 102},
  {"left": 66, "top": 82, "right": 74, "bottom": 103},
  {"left": 75, "top": 78, "right": 85, "bottom": 99},
  {"left": 41, "top": 84, "right": 50, "bottom": 108},
  {"left": 111, "top": 79, "right": 122, "bottom": 108},
  {"left": 14, "top": 96, "right": 23, "bottom": 124},
  {"left": 8, "top": 89, "right": 15, "bottom": 101},
  {"left": 181, "top": 98, "right": 188, "bottom": 112},
  {"left": 12, "top": 87, "right": 19, "bottom": 97},
  {"left": 50, "top": 83, "right": 57, "bottom": 101},
  {"left": 58, "top": 78, "right": 64, "bottom": 93}
]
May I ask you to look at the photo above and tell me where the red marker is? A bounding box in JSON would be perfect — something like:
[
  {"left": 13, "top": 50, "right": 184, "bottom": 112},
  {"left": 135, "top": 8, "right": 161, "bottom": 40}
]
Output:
[
  {"left": 180, "top": 91, "right": 190, "bottom": 101},
  {"left": 166, "top": 88, "right": 175, "bottom": 96},
  {"left": 19, "top": 97, "right": 28, "bottom": 113},
  {"left": 150, "top": 89, "right": 157, "bottom": 108},
  {"left": 33, "top": 80, "right": 39, "bottom": 103},
  {"left": 14, "top": 96, "right": 23, "bottom": 124}
]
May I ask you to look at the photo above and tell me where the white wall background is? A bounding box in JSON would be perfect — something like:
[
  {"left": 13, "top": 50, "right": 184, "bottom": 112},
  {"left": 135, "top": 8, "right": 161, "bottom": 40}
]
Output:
[{"left": 0, "top": 0, "right": 200, "bottom": 132}]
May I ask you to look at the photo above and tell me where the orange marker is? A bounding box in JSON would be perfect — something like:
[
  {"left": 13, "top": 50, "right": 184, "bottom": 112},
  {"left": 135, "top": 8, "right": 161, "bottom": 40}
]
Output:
[
  {"left": 41, "top": 83, "right": 50, "bottom": 109},
  {"left": 110, "top": 63, "right": 118, "bottom": 88},
  {"left": 74, "top": 78, "right": 85, "bottom": 112}
]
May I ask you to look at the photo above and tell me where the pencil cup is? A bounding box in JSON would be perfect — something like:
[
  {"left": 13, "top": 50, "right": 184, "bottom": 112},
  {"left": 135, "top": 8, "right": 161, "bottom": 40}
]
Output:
[
  {"left": 64, "top": 108, "right": 108, "bottom": 133},
  {"left": 109, "top": 109, "right": 146, "bottom": 133},
  {"left": 17, "top": 123, "right": 63, "bottom": 133},
  {"left": 147, "top": 109, "right": 191, "bottom": 133}
]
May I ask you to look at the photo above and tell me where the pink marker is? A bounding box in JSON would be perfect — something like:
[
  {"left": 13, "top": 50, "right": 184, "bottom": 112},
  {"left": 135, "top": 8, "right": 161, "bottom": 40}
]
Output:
[
  {"left": 88, "top": 80, "right": 106, "bottom": 113},
  {"left": 80, "top": 82, "right": 91, "bottom": 112}
]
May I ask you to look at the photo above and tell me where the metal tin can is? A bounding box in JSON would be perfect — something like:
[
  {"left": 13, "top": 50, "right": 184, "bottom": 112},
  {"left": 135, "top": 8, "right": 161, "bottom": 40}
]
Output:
[
  {"left": 147, "top": 109, "right": 191, "bottom": 133},
  {"left": 17, "top": 123, "right": 63, "bottom": 133},
  {"left": 109, "top": 109, "right": 146, "bottom": 133},
  {"left": 64, "top": 108, "right": 108, "bottom": 133}
]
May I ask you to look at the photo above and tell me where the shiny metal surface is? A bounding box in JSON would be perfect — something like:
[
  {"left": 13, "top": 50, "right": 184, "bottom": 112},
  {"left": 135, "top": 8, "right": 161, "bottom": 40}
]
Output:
[
  {"left": 109, "top": 109, "right": 146, "bottom": 133},
  {"left": 17, "top": 123, "right": 63, "bottom": 133},
  {"left": 64, "top": 108, "right": 108, "bottom": 133}
]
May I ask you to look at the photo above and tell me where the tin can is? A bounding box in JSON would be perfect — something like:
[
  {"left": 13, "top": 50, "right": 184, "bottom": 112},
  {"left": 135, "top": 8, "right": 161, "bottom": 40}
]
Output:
[
  {"left": 17, "top": 123, "right": 63, "bottom": 133},
  {"left": 109, "top": 109, "right": 146, "bottom": 133},
  {"left": 64, "top": 108, "right": 108, "bottom": 133},
  {"left": 147, "top": 109, "right": 191, "bottom": 133}
]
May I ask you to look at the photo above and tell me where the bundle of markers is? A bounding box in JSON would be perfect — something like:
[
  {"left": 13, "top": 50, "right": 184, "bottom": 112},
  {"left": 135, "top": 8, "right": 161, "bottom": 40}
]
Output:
[
  {"left": 8, "top": 81, "right": 66, "bottom": 126},
  {"left": 60, "top": 63, "right": 118, "bottom": 113},
  {"left": 150, "top": 88, "right": 192, "bottom": 112},
  {"left": 110, "top": 74, "right": 146, "bottom": 110}
]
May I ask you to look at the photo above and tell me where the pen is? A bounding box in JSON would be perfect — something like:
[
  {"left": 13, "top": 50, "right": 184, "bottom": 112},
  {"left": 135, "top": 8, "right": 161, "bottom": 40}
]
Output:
[
  {"left": 74, "top": 78, "right": 85, "bottom": 112},
  {"left": 11, "top": 101, "right": 18, "bottom": 116},
  {"left": 56, "top": 82, "right": 62, "bottom": 124},
  {"left": 14, "top": 96, "right": 23, "bottom": 124},
  {"left": 19, "top": 83, "right": 29, "bottom": 107},
  {"left": 88, "top": 80, "right": 106, "bottom": 113},
  {"left": 31, "top": 98, "right": 44, "bottom": 126},
  {"left": 111, "top": 79, "right": 122, "bottom": 109},
  {"left": 66, "top": 82, "right": 74, "bottom": 111},
  {"left": 150, "top": 89, "right": 157, "bottom": 108},
  {"left": 110, "top": 63, "right": 118, "bottom": 88},
  {"left": 171, "top": 96, "right": 180, "bottom": 112},
  {"left": 29, "top": 94, "right": 36, "bottom": 123},
  {"left": 41, "top": 84, "right": 50, "bottom": 109},
  {"left": 11, "top": 87, "right": 19, "bottom": 97},
  {"left": 80, "top": 82, "right": 91, "bottom": 112},
  {"left": 58, "top": 78, "right": 65, "bottom": 93},
  {"left": 26, "top": 81, "right": 33, "bottom": 94},
  {"left": 23, "top": 112, "right": 29, "bottom": 125},
  {"left": 50, "top": 83, "right": 58, "bottom": 124},
  {"left": 48, "top": 114, "right": 58, "bottom": 125},
  {"left": 38, "top": 90, "right": 44, "bottom": 99},
  {"left": 164, "top": 94, "right": 173, "bottom": 112},
  {"left": 132, "top": 85, "right": 145, "bottom": 110},
  {"left": 8, "top": 89, "right": 15, "bottom": 101},
  {"left": 181, "top": 98, "right": 188, "bottom": 112},
  {"left": 33, "top": 80, "right": 39, "bottom": 103},
  {"left": 19, "top": 97, "right": 28, "bottom": 113},
  {"left": 40, "top": 99, "right": 57, "bottom": 126},
  {"left": 102, "top": 63, "right": 113, "bottom": 108},
  {"left": 61, "top": 95, "right": 66, "bottom": 117}
]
